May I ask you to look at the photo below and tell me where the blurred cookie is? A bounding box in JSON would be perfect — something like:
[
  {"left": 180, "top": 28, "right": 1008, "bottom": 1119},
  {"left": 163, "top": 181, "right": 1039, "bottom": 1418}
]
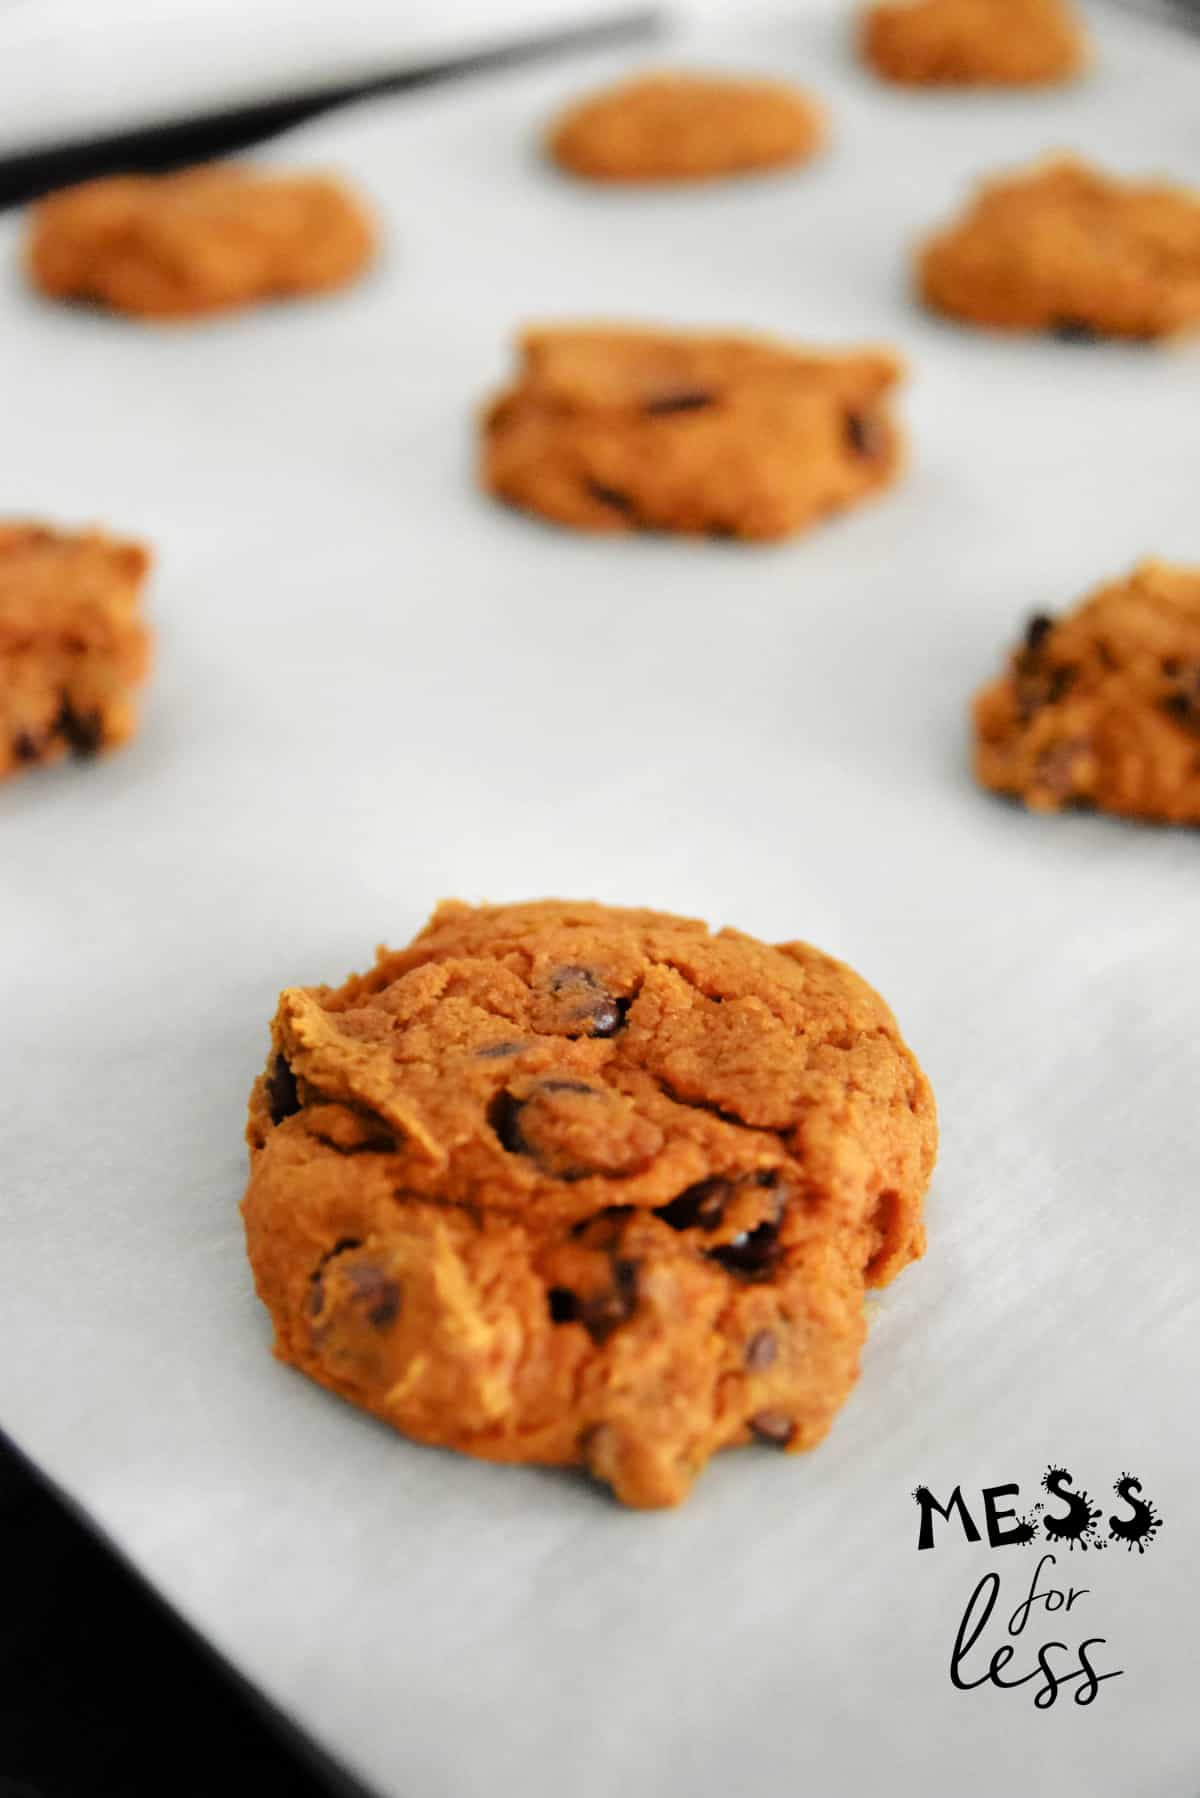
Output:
[
  {"left": 547, "top": 73, "right": 826, "bottom": 182},
  {"left": 481, "top": 325, "right": 905, "bottom": 540},
  {"left": 243, "top": 899, "right": 937, "bottom": 1508},
  {"left": 0, "top": 521, "right": 152, "bottom": 782},
  {"left": 918, "top": 158, "right": 1200, "bottom": 340},
  {"left": 27, "top": 165, "right": 375, "bottom": 321},
  {"left": 861, "top": 0, "right": 1086, "bottom": 86},
  {"left": 974, "top": 561, "right": 1200, "bottom": 823}
]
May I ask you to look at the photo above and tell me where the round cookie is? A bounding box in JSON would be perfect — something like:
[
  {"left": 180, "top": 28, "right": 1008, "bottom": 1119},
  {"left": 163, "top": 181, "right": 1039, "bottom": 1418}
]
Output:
[
  {"left": 27, "top": 165, "right": 375, "bottom": 321},
  {"left": 243, "top": 900, "right": 937, "bottom": 1508},
  {"left": 974, "top": 561, "right": 1200, "bottom": 823},
  {"left": 860, "top": 0, "right": 1087, "bottom": 87},
  {"left": 546, "top": 73, "right": 826, "bottom": 183},
  {"left": 0, "top": 521, "right": 152, "bottom": 781},
  {"left": 481, "top": 325, "right": 906, "bottom": 541},
  {"left": 918, "top": 157, "right": 1200, "bottom": 341}
]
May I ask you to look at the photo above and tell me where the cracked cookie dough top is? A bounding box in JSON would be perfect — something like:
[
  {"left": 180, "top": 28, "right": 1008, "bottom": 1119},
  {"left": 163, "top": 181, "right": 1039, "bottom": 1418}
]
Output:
[
  {"left": 243, "top": 900, "right": 937, "bottom": 1507},
  {"left": 546, "top": 72, "right": 827, "bottom": 182},
  {"left": 27, "top": 165, "right": 376, "bottom": 320},
  {"left": 481, "top": 326, "right": 905, "bottom": 540},
  {"left": 861, "top": 0, "right": 1087, "bottom": 87},
  {"left": 974, "top": 561, "right": 1200, "bottom": 822},
  {"left": 918, "top": 157, "right": 1200, "bottom": 340}
]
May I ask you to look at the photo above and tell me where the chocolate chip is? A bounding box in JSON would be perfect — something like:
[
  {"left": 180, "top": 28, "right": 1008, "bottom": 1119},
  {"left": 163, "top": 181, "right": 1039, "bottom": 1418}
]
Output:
[
  {"left": 12, "top": 731, "right": 40, "bottom": 764},
  {"left": 586, "top": 481, "right": 636, "bottom": 517},
  {"left": 548, "top": 966, "right": 592, "bottom": 992},
  {"left": 1024, "top": 613, "right": 1055, "bottom": 654},
  {"left": 539, "top": 1078, "right": 597, "bottom": 1095},
  {"left": 488, "top": 1090, "right": 526, "bottom": 1154},
  {"left": 655, "top": 1177, "right": 731, "bottom": 1232},
  {"left": 708, "top": 1218, "right": 782, "bottom": 1280},
  {"left": 1050, "top": 318, "right": 1098, "bottom": 343},
  {"left": 581, "top": 1258, "right": 638, "bottom": 1342},
  {"left": 844, "top": 409, "right": 886, "bottom": 460},
  {"left": 1163, "top": 662, "right": 1200, "bottom": 734},
  {"left": 476, "top": 1040, "right": 525, "bottom": 1059},
  {"left": 548, "top": 1288, "right": 579, "bottom": 1324},
  {"left": 750, "top": 1410, "right": 795, "bottom": 1447},
  {"left": 546, "top": 966, "right": 628, "bottom": 1038},
  {"left": 308, "top": 1236, "right": 363, "bottom": 1316},
  {"left": 644, "top": 389, "right": 716, "bottom": 417},
  {"left": 56, "top": 701, "right": 102, "bottom": 758},
  {"left": 745, "top": 1330, "right": 778, "bottom": 1372},
  {"left": 547, "top": 1259, "right": 638, "bottom": 1343},
  {"left": 265, "top": 1053, "right": 301, "bottom": 1124},
  {"left": 1015, "top": 630, "right": 1076, "bottom": 716},
  {"left": 346, "top": 1263, "right": 402, "bottom": 1328}
]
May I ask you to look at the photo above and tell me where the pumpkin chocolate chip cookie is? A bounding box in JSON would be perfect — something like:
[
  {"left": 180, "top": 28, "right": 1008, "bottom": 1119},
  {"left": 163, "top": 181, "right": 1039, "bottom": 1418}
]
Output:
[
  {"left": 860, "top": 0, "right": 1087, "bottom": 87},
  {"left": 242, "top": 900, "right": 937, "bottom": 1508},
  {"left": 0, "top": 521, "right": 152, "bottom": 782},
  {"left": 546, "top": 72, "right": 827, "bottom": 183},
  {"left": 974, "top": 561, "right": 1200, "bottom": 823},
  {"left": 481, "top": 326, "right": 906, "bottom": 541},
  {"left": 918, "top": 157, "right": 1200, "bottom": 340},
  {"left": 27, "top": 164, "right": 375, "bottom": 321}
]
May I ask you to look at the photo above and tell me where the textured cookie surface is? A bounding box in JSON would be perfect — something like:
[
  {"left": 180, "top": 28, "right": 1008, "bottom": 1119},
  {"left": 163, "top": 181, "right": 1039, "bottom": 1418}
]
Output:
[
  {"left": 243, "top": 900, "right": 937, "bottom": 1508},
  {"left": 547, "top": 72, "right": 826, "bottom": 182},
  {"left": 974, "top": 561, "right": 1200, "bottom": 822},
  {"left": 482, "top": 326, "right": 905, "bottom": 541},
  {"left": 27, "top": 165, "right": 375, "bottom": 320},
  {"left": 0, "top": 521, "right": 152, "bottom": 782},
  {"left": 918, "top": 157, "right": 1200, "bottom": 339},
  {"left": 861, "top": 0, "right": 1086, "bottom": 86}
]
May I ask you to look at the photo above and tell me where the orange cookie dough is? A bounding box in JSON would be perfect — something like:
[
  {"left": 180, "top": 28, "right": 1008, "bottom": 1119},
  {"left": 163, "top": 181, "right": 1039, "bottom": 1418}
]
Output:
[
  {"left": 0, "top": 521, "right": 152, "bottom": 782},
  {"left": 481, "top": 325, "right": 905, "bottom": 541},
  {"left": 918, "top": 157, "right": 1200, "bottom": 340},
  {"left": 546, "top": 72, "right": 826, "bottom": 183},
  {"left": 974, "top": 562, "right": 1200, "bottom": 823},
  {"left": 243, "top": 900, "right": 937, "bottom": 1508},
  {"left": 27, "top": 165, "right": 375, "bottom": 321},
  {"left": 860, "top": 0, "right": 1087, "bottom": 86}
]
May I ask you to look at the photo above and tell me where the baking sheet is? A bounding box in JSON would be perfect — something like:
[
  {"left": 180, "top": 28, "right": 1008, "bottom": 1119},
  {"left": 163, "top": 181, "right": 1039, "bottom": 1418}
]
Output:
[{"left": 1, "top": 5, "right": 1198, "bottom": 1794}]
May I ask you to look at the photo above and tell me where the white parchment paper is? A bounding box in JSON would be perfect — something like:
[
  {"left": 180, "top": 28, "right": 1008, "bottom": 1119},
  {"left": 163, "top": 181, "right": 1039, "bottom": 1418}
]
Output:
[
  {"left": 0, "top": 0, "right": 649, "bottom": 155},
  {"left": 1, "top": 6, "right": 1198, "bottom": 1794}
]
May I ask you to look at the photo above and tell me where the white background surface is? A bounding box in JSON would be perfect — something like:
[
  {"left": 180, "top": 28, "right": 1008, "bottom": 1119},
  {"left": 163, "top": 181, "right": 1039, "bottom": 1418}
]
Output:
[
  {"left": 1, "top": 5, "right": 1199, "bottom": 1794},
  {"left": 0, "top": 0, "right": 651, "bottom": 155}
]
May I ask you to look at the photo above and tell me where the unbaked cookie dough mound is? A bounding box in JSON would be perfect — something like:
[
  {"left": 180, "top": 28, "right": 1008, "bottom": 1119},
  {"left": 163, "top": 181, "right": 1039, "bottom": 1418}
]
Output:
[
  {"left": 974, "top": 561, "right": 1200, "bottom": 823},
  {"left": 861, "top": 0, "right": 1087, "bottom": 87},
  {"left": 918, "top": 157, "right": 1200, "bottom": 340},
  {"left": 243, "top": 899, "right": 937, "bottom": 1508},
  {"left": 481, "top": 325, "right": 906, "bottom": 541},
  {"left": 27, "top": 164, "right": 376, "bottom": 321},
  {"left": 547, "top": 72, "right": 826, "bottom": 183}
]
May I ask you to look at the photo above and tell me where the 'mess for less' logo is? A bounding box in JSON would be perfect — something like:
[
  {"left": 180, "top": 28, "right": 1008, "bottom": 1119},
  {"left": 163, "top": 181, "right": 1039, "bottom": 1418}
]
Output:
[{"left": 913, "top": 1468, "right": 1164, "bottom": 1710}]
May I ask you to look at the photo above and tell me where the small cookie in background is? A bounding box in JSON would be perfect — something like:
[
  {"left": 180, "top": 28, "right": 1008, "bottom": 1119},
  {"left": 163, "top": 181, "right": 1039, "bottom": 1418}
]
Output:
[
  {"left": 546, "top": 73, "right": 826, "bottom": 183},
  {"left": 481, "top": 325, "right": 906, "bottom": 541},
  {"left": 0, "top": 521, "right": 152, "bottom": 783},
  {"left": 973, "top": 561, "right": 1200, "bottom": 824},
  {"left": 26, "top": 166, "right": 376, "bottom": 322},
  {"left": 242, "top": 898, "right": 937, "bottom": 1508},
  {"left": 860, "top": 0, "right": 1087, "bottom": 87},
  {"left": 917, "top": 158, "right": 1200, "bottom": 341}
]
